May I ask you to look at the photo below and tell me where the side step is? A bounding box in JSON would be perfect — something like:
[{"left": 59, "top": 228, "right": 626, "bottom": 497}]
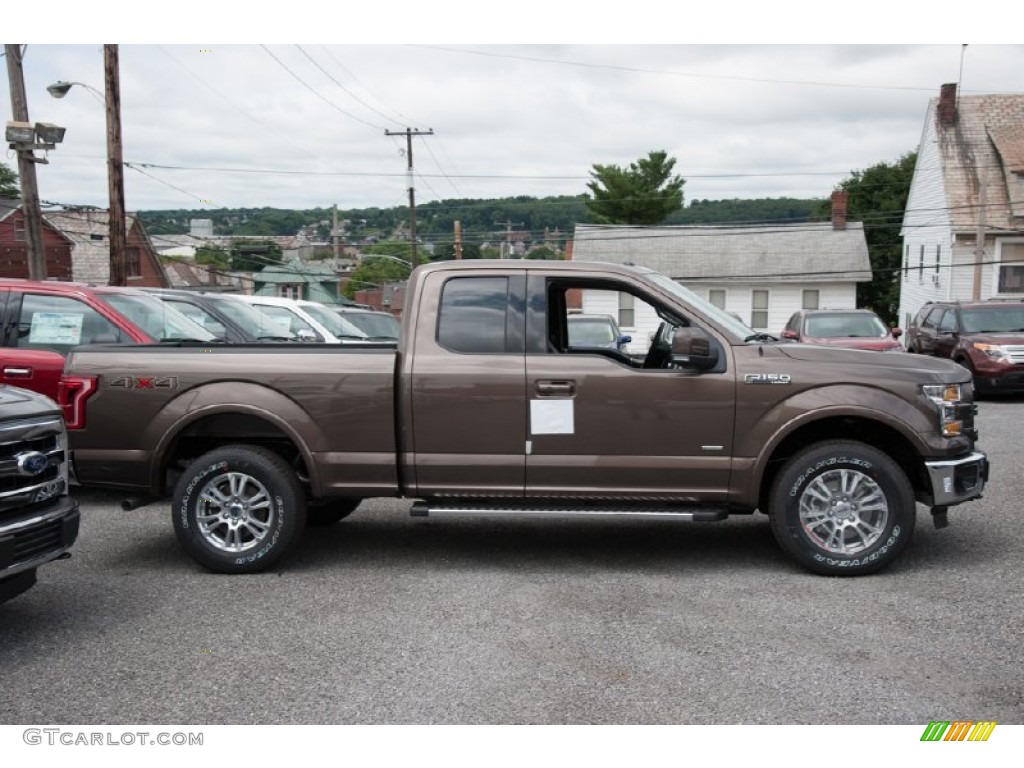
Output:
[{"left": 410, "top": 502, "right": 728, "bottom": 522}]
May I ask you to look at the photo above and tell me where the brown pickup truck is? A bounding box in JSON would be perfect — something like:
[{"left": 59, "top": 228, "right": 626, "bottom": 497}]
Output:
[{"left": 58, "top": 260, "right": 989, "bottom": 576}]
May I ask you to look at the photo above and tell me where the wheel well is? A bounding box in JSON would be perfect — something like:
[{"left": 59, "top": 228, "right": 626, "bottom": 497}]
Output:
[
  {"left": 758, "top": 416, "right": 927, "bottom": 513},
  {"left": 159, "top": 412, "right": 306, "bottom": 495}
]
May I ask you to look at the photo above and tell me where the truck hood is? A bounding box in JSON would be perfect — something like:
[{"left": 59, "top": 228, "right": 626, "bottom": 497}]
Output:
[
  {"left": 771, "top": 343, "right": 969, "bottom": 380},
  {"left": 0, "top": 384, "right": 60, "bottom": 418}
]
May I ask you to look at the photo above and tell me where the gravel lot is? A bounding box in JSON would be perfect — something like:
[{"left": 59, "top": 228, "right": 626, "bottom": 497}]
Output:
[{"left": 1, "top": 398, "right": 1022, "bottom": 725}]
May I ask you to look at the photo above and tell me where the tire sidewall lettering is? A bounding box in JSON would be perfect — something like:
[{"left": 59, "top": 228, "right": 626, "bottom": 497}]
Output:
[{"left": 177, "top": 460, "right": 229, "bottom": 531}]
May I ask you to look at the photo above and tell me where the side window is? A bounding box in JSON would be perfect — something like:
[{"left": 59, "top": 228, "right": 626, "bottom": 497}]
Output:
[
  {"left": 14, "top": 293, "right": 124, "bottom": 355},
  {"left": 802, "top": 289, "right": 819, "bottom": 310},
  {"left": 921, "top": 307, "right": 939, "bottom": 329},
  {"left": 937, "top": 309, "right": 957, "bottom": 333},
  {"left": 437, "top": 276, "right": 509, "bottom": 354}
]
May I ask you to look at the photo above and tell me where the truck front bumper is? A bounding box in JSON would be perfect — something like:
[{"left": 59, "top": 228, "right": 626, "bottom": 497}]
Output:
[
  {"left": 0, "top": 498, "right": 80, "bottom": 591},
  {"left": 924, "top": 451, "right": 988, "bottom": 507}
]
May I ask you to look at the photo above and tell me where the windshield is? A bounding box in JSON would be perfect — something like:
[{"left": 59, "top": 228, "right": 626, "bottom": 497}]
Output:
[
  {"left": 644, "top": 271, "right": 756, "bottom": 340},
  {"left": 568, "top": 317, "right": 617, "bottom": 344},
  {"left": 339, "top": 311, "right": 401, "bottom": 339},
  {"left": 207, "top": 296, "right": 296, "bottom": 339},
  {"left": 100, "top": 292, "right": 216, "bottom": 341},
  {"left": 301, "top": 303, "right": 369, "bottom": 338},
  {"left": 961, "top": 306, "right": 1024, "bottom": 333},
  {"left": 805, "top": 313, "right": 888, "bottom": 338}
]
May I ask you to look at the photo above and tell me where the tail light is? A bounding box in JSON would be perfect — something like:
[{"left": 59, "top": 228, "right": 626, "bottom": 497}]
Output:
[{"left": 58, "top": 375, "right": 98, "bottom": 430}]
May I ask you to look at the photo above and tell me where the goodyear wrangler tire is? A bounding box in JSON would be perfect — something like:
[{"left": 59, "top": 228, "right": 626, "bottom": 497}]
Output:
[
  {"left": 172, "top": 445, "right": 306, "bottom": 573},
  {"left": 769, "top": 441, "right": 915, "bottom": 576}
]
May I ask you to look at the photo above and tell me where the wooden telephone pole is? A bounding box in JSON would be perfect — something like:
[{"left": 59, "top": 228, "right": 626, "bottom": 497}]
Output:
[
  {"left": 5, "top": 44, "right": 47, "bottom": 280},
  {"left": 384, "top": 128, "right": 433, "bottom": 268},
  {"left": 104, "top": 44, "right": 128, "bottom": 286}
]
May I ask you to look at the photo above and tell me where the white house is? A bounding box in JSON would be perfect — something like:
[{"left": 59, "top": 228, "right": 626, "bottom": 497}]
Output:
[
  {"left": 898, "top": 84, "right": 1024, "bottom": 330},
  {"left": 571, "top": 192, "right": 871, "bottom": 348}
]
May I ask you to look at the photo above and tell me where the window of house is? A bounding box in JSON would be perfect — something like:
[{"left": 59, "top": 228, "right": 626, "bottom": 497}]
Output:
[
  {"left": 802, "top": 289, "right": 819, "bottom": 310},
  {"left": 708, "top": 289, "right": 726, "bottom": 309},
  {"left": 918, "top": 244, "right": 925, "bottom": 281},
  {"left": 618, "top": 292, "right": 635, "bottom": 328},
  {"left": 437, "top": 276, "right": 509, "bottom": 354},
  {"left": 997, "top": 242, "right": 1024, "bottom": 293},
  {"left": 126, "top": 247, "right": 141, "bottom": 277},
  {"left": 935, "top": 244, "right": 941, "bottom": 273},
  {"left": 14, "top": 224, "right": 26, "bottom": 241},
  {"left": 903, "top": 244, "right": 909, "bottom": 278},
  {"left": 751, "top": 290, "right": 769, "bottom": 329},
  {"left": 279, "top": 285, "right": 302, "bottom": 300}
]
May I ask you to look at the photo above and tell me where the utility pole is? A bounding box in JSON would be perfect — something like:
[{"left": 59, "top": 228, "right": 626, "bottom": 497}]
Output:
[
  {"left": 453, "top": 220, "right": 463, "bottom": 260},
  {"left": 332, "top": 204, "right": 339, "bottom": 260},
  {"left": 104, "top": 44, "right": 128, "bottom": 286},
  {"left": 5, "top": 44, "right": 47, "bottom": 280},
  {"left": 495, "top": 219, "right": 524, "bottom": 259},
  {"left": 384, "top": 127, "right": 433, "bottom": 268}
]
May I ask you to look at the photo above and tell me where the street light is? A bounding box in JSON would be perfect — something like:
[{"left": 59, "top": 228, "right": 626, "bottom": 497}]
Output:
[{"left": 47, "top": 44, "right": 128, "bottom": 286}]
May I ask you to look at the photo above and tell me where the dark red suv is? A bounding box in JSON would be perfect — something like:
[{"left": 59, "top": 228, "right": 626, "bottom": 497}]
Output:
[
  {"left": 0, "top": 279, "right": 215, "bottom": 402},
  {"left": 906, "top": 300, "right": 1024, "bottom": 394}
]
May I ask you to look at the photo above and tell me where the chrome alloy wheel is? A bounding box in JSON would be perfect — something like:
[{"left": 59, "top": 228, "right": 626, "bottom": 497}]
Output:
[
  {"left": 798, "top": 468, "right": 889, "bottom": 555},
  {"left": 195, "top": 471, "right": 275, "bottom": 553}
]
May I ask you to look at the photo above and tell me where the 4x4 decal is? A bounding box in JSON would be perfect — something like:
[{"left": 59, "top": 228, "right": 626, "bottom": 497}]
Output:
[{"left": 108, "top": 376, "right": 178, "bottom": 390}]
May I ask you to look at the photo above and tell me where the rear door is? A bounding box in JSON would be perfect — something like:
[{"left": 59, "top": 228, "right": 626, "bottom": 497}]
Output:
[{"left": 405, "top": 270, "right": 527, "bottom": 497}]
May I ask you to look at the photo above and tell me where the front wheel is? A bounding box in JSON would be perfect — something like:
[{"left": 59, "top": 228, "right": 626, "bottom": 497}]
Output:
[
  {"left": 172, "top": 445, "right": 306, "bottom": 573},
  {"left": 769, "top": 441, "right": 915, "bottom": 576}
]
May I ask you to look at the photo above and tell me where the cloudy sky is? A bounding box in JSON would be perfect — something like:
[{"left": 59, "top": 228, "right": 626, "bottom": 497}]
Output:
[{"left": 5, "top": 7, "right": 1022, "bottom": 214}]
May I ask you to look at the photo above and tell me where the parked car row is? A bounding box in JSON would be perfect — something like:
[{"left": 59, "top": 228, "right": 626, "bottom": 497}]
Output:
[{"left": 780, "top": 309, "right": 904, "bottom": 352}]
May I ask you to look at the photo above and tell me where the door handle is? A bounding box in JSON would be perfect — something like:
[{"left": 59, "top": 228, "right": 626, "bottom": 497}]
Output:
[
  {"left": 536, "top": 379, "right": 576, "bottom": 397},
  {"left": 4, "top": 367, "right": 32, "bottom": 378}
]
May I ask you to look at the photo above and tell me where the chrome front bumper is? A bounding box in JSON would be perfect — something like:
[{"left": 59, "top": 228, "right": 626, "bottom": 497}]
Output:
[{"left": 924, "top": 451, "right": 989, "bottom": 507}]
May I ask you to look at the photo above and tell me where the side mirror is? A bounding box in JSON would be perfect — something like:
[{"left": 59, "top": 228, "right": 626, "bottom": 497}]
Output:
[
  {"left": 671, "top": 327, "right": 718, "bottom": 371},
  {"left": 891, "top": 327, "right": 903, "bottom": 338},
  {"left": 296, "top": 329, "right": 319, "bottom": 342},
  {"left": 782, "top": 329, "right": 799, "bottom": 340},
  {"left": 618, "top": 334, "right": 632, "bottom": 345}
]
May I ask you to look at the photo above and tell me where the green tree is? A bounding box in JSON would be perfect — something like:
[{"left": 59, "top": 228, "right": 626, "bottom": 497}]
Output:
[
  {"left": 0, "top": 162, "right": 18, "bottom": 198},
  {"left": 230, "top": 240, "right": 283, "bottom": 271},
  {"left": 430, "top": 242, "right": 482, "bottom": 261},
  {"left": 525, "top": 245, "right": 560, "bottom": 260},
  {"left": 585, "top": 150, "right": 685, "bottom": 225},
  {"left": 826, "top": 152, "right": 917, "bottom": 325},
  {"left": 194, "top": 244, "right": 230, "bottom": 269},
  {"left": 343, "top": 255, "right": 411, "bottom": 299}
]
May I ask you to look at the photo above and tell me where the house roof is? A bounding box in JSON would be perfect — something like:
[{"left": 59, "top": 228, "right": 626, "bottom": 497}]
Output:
[
  {"left": 571, "top": 222, "right": 872, "bottom": 283},
  {"left": 930, "top": 92, "right": 1024, "bottom": 229}
]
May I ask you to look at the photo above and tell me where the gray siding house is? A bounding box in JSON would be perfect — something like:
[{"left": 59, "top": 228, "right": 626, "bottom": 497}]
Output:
[{"left": 571, "top": 193, "right": 871, "bottom": 343}]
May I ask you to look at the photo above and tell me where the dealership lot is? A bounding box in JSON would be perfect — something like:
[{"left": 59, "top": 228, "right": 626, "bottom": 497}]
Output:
[{"left": 1, "top": 398, "right": 1022, "bottom": 725}]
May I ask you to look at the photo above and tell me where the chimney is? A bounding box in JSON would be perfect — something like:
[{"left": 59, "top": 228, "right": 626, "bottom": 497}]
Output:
[
  {"left": 938, "top": 83, "right": 958, "bottom": 127},
  {"left": 831, "top": 189, "right": 848, "bottom": 231},
  {"left": 564, "top": 239, "right": 574, "bottom": 260}
]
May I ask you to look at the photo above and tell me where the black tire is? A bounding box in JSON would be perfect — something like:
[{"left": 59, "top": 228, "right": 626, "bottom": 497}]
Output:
[
  {"left": 172, "top": 445, "right": 306, "bottom": 573},
  {"left": 306, "top": 498, "right": 361, "bottom": 527},
  {"left": 769, "top": 441, "right": 915, "bottom": 576}
]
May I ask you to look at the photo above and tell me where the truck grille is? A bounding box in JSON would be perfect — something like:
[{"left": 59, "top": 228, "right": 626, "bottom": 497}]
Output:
[
  {"left": 0, "top": 416, "right": 68, "bottom": 520},
  {"left": 1004, "top": 345, "right": 1024, "bottom": 365}
]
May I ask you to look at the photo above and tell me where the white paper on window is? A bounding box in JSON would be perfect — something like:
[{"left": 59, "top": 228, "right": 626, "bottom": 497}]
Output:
[{"left": 28, "top": 312, "right": 84, "bottom": 345}]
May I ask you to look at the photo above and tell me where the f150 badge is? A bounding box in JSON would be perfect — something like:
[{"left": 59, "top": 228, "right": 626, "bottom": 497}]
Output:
[
  {"left": 108, "top": 376, "right": 178, "bottom": 390},
  {"left": 744, "top": 373, "right": 792, "bottom": 385}
]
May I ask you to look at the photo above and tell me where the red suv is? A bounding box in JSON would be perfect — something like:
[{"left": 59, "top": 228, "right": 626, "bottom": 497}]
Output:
[
  {"left": 0, "top": 279, "right": 215, "bottom": 402},
  {"left": 906, "top": 300, "right": 1024, "bottom": 395}
]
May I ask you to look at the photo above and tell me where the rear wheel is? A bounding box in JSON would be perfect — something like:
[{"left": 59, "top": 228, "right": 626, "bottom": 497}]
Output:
[
  {"left": 769, "top": 441, "right": 915, "bottom": 576},
  {"left": 172, "top": 445, "right": 306, "bottom": 573}
]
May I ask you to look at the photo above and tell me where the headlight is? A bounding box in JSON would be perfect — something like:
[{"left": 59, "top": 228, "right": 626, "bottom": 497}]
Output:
[
  {"left": 972, "top": 342, "right": 1011, "bottom": 363},
  {"left": 923, "top": 384, "right": 964, "bottom": 437}
]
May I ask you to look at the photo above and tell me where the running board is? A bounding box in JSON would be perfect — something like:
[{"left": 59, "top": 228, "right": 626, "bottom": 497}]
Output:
[{"left": 410, "top": 502, "right": 728, "bottom": 522}]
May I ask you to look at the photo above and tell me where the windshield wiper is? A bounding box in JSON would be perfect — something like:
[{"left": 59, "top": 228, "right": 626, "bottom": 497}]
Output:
[{"left": 744, "top": 332, "right": 779, "bottom": 343}]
